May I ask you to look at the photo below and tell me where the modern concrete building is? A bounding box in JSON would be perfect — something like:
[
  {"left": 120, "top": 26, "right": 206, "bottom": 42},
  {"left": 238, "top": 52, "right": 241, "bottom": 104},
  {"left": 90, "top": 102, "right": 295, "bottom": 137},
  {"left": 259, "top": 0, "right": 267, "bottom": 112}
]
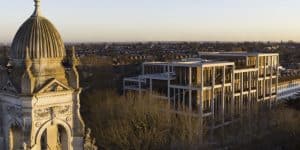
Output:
[
  {"left": 277, "top": 79, "right": 300, "bottom": 99},
  {"left": 124, "top": 52, "right": 279, "bottom": 125}
]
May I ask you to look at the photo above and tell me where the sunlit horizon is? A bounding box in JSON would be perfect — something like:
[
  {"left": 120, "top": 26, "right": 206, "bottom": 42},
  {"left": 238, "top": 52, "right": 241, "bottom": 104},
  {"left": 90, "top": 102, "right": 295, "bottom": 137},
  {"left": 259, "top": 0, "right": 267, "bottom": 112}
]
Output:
[{"left": 1, "top": 0, "right": 300, "bottom": 43}]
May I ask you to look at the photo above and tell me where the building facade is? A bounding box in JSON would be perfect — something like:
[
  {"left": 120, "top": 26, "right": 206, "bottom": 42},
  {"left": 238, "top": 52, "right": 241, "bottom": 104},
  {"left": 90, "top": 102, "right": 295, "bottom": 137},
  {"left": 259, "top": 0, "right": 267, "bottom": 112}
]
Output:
[
  {"left": 277, "top": 79, "right": 300, "bottom": 99},
  {"left": 0, "top": 1, "right": 95, "bottom": 149},
  {"left": 124, "top": 52, "right": 279, "bottom": 126}
]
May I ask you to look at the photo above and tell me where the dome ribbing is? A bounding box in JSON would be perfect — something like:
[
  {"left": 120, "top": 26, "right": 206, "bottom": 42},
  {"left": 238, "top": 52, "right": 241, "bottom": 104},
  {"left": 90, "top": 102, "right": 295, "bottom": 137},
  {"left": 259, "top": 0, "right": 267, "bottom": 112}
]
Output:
[{"left": 10, "top": 0, "right": 65, "bottom": 60}]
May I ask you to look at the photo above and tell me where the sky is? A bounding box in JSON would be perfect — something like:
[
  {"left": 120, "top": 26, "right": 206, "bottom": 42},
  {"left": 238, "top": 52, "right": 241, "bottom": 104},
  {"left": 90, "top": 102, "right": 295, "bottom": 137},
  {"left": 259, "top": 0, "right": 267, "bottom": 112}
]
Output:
[{"left": 1, "top": 0, "right": 300, "bottom": 43}]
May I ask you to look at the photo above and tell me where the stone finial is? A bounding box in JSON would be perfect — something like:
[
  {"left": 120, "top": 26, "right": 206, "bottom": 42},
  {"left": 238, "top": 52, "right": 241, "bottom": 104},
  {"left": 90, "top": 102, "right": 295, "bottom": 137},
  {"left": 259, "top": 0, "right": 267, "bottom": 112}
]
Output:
[
  {"left": 84, "top": 128, "right": 98, "bottom": 150},
  {"left": 71, "top": 46, "right": 79, "bottom": 67},
  {"left": 71, "top": 46, "right": 75, "bottom": 54},
  {"left": 23, "top": 142, "right": 28, "bottom": 150},
  {"left": 32, "top": 0, "right": 41, "bottom": 16}
]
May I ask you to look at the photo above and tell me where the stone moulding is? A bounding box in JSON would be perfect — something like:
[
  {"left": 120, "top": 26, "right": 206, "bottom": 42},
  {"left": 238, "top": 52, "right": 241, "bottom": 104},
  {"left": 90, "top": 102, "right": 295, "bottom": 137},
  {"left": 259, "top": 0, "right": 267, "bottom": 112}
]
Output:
[{"left": 34, "top": 105, "right": 72, "bottom": 119}]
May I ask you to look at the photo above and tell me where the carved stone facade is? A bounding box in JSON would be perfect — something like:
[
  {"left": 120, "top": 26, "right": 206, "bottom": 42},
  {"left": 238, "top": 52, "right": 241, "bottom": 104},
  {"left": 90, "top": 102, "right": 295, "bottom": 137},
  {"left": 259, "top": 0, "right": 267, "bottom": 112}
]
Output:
[{"left": 0, "top": 0, "right": 90, "bottom": 149}]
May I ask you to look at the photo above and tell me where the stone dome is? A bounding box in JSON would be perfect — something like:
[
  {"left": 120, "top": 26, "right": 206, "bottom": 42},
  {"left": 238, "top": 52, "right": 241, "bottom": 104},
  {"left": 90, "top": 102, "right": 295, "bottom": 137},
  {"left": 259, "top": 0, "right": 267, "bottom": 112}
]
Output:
[{"left": 10, "top": 0, "right": 65, "bottom": 60}]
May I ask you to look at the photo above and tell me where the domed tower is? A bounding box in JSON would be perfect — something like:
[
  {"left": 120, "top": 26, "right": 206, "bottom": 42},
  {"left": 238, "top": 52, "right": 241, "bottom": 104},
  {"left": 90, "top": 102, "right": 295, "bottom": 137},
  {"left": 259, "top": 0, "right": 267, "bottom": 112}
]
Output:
[
  {"left": 10, "top": 0, "right": 68, "bottom": 93},
  {"left": 0, "top": 1, "right": 87, "bottom": 149}
]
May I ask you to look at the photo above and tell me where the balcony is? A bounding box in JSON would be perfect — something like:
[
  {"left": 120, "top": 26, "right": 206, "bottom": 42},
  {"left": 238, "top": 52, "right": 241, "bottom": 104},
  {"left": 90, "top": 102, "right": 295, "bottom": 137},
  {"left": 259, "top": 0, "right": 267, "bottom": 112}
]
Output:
[
  {"left": 251, "top": 87, "right": 257, "bottom": 90},
  {"left": 235, "top": 89, "right": 241, "bottom": 93},
  {"left": 243, "top": 88, "right": 250, "bottom": 92},
  {"left": 258, "top": 95, "right": 264, "bottom": 99},
  {"left": 204, "top": 81, "right": 213, "bottom": 87}
]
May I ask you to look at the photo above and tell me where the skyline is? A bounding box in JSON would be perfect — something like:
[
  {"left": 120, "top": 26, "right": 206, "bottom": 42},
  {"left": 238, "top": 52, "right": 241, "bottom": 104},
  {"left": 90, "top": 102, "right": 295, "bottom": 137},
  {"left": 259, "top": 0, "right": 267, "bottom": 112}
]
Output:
[{"left": 1, "top": 0, "right": 300, "bottom": 43}]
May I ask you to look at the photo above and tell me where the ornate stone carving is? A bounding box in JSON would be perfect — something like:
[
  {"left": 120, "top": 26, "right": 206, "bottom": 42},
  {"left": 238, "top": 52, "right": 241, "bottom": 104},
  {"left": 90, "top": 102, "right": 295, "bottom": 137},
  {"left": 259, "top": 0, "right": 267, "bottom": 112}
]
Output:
[
  {"left": 35, "top": 122, "right": 42, "bottom": 127},
  {"left": 34, "top": 105, "right": 71, "bottom": 120},
  {"left": 34, "top": 108, "right": 51, "bottom": 118},
  {"left": 53, "top": 105, "right": 71, "bottom": 115},
  {"left": 0, "top": 80, "right": 18, "bottom": 93},
  {"left": 45, "top": 83, "right": 65, "bottom": 92},
  {"left": 7, "top": 105, "right": 22, "bottom": 118},
  {"left": 84, "top": 128, "right": 98, "bottom": 150},
  {"left": 23, "top": 142, "right": 28, "bottom": 150},
  {"left": 37, "top": 79, "right": 72, "bottom": 94},
  {"left": 66, "top": 116, "right": 72, "bottom": 122}
]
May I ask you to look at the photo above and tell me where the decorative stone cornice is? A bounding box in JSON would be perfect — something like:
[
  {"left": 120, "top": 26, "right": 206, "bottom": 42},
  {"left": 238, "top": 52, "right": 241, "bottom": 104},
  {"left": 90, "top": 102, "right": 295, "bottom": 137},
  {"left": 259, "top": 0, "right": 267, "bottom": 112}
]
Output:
[
  {"left": 35, "top": 89, "right": 74, "bottom": 98},
  {"left": 33, "top": 105, "right": 73, "bottom": 129}
]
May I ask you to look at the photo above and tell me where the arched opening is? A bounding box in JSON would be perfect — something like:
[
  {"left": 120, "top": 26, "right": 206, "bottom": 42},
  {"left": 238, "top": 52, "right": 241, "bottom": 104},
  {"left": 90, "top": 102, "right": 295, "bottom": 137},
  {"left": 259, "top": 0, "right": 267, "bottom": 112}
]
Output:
[
  {"left": 40, "top": 124, "right": 69, "bottom": 150},
  {"left": 8, "top": 124, "right": 22, "bottom": 150}
]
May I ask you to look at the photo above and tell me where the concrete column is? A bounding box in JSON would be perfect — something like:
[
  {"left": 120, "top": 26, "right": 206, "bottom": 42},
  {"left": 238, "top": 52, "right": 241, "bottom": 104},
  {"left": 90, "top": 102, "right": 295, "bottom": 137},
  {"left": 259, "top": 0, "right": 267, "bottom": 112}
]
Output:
[
  {"left": 210, "top": 68, "right": 216, "bottom": 143},
  {"left": 167, "top": 65, "right": 171, "bottom": 106},
  {"left": 189, "top": 67, "right": 192, "bottom": 85},
  {"left": 138, "top": 79, "right": 142, "bottom": 96},
  {"left": 249, "top": 72, "right": 252, "bottom": 92},
  {"left": 184, "top": 68, "right": 186, "bottom": 84},
  {"left": 142, "top": 64, "right": 145, "bottom": 75},
  {"left": 256, "top": 56, "right": 260, "bottom": 102},
  {"left": 270, "top": 56, "right": 273, "bottom": 100},
  {"left": 200, "top": 66, "right": 204, "bottom": 116},
  {"left": 211, "top": 67, "right": 215, "bottom": 119},
  {"left": 123, "top": 80, "right": 125, "bottom": 95},
  {"left": 231, "top": 66, "right": 235, "bottom": 119},
  {"left": 199, "top": 90, "right": 203, "bottom": 116},
  {"left": 173, "top": 88, "right": 176, "bottom": 109},
  {"left": 198, "top": 90, "right": 203, "bottom": 144},
  {"left": 240, "top": 73, "right": 243, "bottom": 114},
  {"left": 257, "top": 78, "right": 259, "bottom": 100},
  {"left": 275, "top": 56, "right": 279, "bottom": 101},
  {"left": 178, "top": 89, "right": 181, "bottom": 110},
  {"left": 222, "top": 66, "right": 226, "bottom": 123},
  {"left": 183, "top": 90, "right": 186, "bottom": 111},
  {"left": 263, "top": 56, "right": 266, "bottom": 100},
  {"left": 248, "top": 72, "right": 252, "bottom": 112},
  {"left": 168, "top": 81, "right": 171, "bottom": 106},
  {"left": 189, "top": 90, "right": 192, "bottom": 112},
  {"left": 149, "top": 78, "right": 153, "bottom": 95},
  {"left": 189, "top": 67, "right": 192, "bottom": 112}
]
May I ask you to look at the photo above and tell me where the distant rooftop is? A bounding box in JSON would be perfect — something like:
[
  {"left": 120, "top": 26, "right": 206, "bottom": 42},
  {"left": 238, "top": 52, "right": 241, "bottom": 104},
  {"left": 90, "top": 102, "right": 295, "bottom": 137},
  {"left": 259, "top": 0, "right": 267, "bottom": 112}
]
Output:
[
  {"left": 143, "top": 51, "right": 278, "bottom": 67},
  {"left": 198, "top": 52, "right": 278, "bottom": 57}
]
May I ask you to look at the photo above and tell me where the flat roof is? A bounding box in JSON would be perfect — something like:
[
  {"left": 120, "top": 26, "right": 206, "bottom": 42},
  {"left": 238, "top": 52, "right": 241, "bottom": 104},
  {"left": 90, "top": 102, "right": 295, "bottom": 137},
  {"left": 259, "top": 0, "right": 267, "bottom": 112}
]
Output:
[
  {"left": 143, "top": 59, "right": 234, "bottom": 67},
  {"left": 141, "top": 73, "right": 175, "bottom": 80},
  {"left": 144, "top": 62, "right": 169, "bottom": 65},
  {"left": 198, "top": 52, "right": 279, "bottom": 57}
]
